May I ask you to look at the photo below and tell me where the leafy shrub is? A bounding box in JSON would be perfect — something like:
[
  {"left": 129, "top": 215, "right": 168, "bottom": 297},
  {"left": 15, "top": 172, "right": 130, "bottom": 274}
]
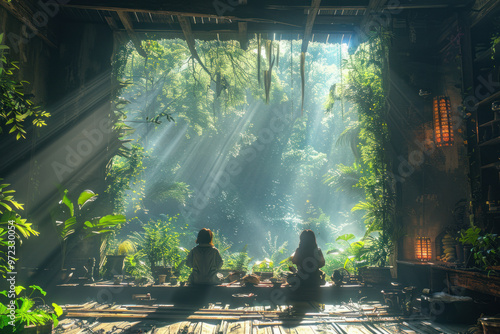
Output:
[{"left": 0, "top": 285, "right": 62, "bottom": 332}]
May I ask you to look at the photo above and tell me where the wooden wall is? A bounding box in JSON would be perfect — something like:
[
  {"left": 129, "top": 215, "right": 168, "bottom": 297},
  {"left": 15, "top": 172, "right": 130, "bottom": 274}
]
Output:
[{"left": 0, "top": 5, "right": 114, "bottom": 282}]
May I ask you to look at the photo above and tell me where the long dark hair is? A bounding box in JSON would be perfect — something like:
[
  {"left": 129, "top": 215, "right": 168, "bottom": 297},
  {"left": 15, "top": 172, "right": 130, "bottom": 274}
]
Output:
[
  {"left": 298, "top": 229, "right": 318, "bottom": 251},
  {"left": 196, "top": 228, "right": 214, "bottom": 246}
]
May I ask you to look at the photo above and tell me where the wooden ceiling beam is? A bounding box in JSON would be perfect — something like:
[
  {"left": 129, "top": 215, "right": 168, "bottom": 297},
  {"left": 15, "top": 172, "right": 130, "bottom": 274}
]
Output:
[
  {"left": 238, "top": 22, "right": 248, "bottom": 50},
  {"left": 360, "top": 0, "right": 388, "bottom": 29},
  {"left": 0, "top": 0, "right": 57, "bottom": 49},
  {"left": 470, "top": 0, "right": 500, "bottom": 27},
  {"left": 267, "top": 0, "right": 469, "bottom": 10},
  {"left": 116, "top": 10, "right": 147, "bottom": 57},
  {"left": 105, "top": 16, "right": 128, "bottom": 46},
  {"left": 301, "top": 0, "right": 321, "bottom": 53},
  {"left": 61, "top": 0, "right": 469, "bottom": 15},
  {"left": 125, "top": 22, "right": 356, "bottom": 35},
  {"left": 177, "top": 16, "right": 212, "bottom": 78}
]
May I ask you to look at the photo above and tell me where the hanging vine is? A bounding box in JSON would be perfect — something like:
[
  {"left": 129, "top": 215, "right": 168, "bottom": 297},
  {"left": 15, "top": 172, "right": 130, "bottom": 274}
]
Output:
[{"left": 325, "top": 29, "right": 395, "bottom": 267}]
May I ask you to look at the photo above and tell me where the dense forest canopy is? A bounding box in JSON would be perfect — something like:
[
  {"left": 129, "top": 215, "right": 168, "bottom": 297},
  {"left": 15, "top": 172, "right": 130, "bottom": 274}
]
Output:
[{"left": 102, "top": 33, "right": 390, "bottom": 277}]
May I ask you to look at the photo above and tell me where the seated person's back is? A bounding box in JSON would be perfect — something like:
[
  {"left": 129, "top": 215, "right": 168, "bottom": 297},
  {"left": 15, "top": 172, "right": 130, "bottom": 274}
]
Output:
[
  {"left": 291, "top": 229, "right": 325, "bottom": 288},
  {"left": 186, "top": 228, "right": 223, "bottom": 284}
]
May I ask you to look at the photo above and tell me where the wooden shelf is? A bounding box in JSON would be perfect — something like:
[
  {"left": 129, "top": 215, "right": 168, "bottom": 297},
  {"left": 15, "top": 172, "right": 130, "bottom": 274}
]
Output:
[
  {"left": 479, "top": 119, "right": 500, "bottom": 128},
  {"left": 479, "top": 135, "right": 500, "bottom": 146},
  {"left": 475, "top": 90, "right": 500, "bottom": 108}
]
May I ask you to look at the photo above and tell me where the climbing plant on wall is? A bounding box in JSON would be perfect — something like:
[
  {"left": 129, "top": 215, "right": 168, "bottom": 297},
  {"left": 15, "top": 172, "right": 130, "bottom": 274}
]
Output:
[
  {"left": 0, "top": 34, "right": 50, "bottom": 140},
  {"left": 325, "top": 29, "right": 395, "bottom": 267}
]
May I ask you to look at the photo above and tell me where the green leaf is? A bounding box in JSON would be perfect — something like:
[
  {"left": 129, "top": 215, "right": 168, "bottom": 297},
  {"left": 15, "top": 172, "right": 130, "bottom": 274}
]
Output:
[
  {"left": 336, "top": 233, "right": 355, "bottom": 242},
  {"left": 0, "top": 202, "right": 12, "bottom": 211},
  {"left": 51, "top": 313, "right": 59, "bottom": 328},
  {"left": 98, "top": 214, "right": 126, "bottom": 225},
  {"left": 29, "top": 285, "right": 46, "bottom": 296},
  {"left": 15, "top": 286, "right": 25, "bottom": 295},
  {"left": 52, "top": 303, "right": 63, "bottom": 316},
  {"left": 77, "top": 190, "right": 97, "bottom": 209},
  {"left": 61, "top": 189, "right": 74, "bottom": 217}
]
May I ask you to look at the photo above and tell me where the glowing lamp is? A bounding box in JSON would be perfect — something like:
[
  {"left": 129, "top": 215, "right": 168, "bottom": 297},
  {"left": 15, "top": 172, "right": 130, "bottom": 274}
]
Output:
[
  {"left": 433, "top": 96, "right": 454, "bottom": 147},
  {"left": 415, "top": 237, "right": 432, "bottom": 261}
]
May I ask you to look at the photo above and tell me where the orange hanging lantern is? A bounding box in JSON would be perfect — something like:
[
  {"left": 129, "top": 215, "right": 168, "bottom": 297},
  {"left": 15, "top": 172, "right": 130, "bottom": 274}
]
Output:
[
  {"left": 433, "top": 96, "right": 454, "bottom": 147},
  {"left": 415, "top": 237, "right": 432, "bottom": 261}
]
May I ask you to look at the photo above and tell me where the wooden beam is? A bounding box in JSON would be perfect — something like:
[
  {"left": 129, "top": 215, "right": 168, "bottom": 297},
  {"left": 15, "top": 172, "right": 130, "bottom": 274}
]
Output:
[
  {"left": 60, "top": 0, "right": 470, "bottom": 19},
  {"left": 301, "top": 0, "right": 321, "bottom": 53},
  {"left": 360, "top": 0, "right": 388, "bottom": 29},
  {"left": 116, "top": 10, "right": 147, "bottom": 57},
  {"left": 238, "top": 22, "right": 248, "bottom": 50},
  {"left": 470, "top": 0, "right": 500, "bottom": 27},
  {"left": 268, "top": 0, "right": 469, "bottom": 10},
  {"left": 105, "top": 16, "right": 128, "bottom": 46},
  {"left": 119, "top": 22, "right": 356, "bottom": 35},
  {"left": 0, "top": 0, "right": 57, "bottom": 49},
  {"left": 300, "top": 0, "right": 321, "bottom": 113},
  {"left": 177, "top": 16, "right": 213, "bottom": 78}
]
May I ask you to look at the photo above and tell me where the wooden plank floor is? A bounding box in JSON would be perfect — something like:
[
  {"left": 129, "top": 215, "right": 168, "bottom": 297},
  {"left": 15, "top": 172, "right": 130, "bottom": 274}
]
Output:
[{"left": 55, "top": 302, "right": 470, "bottom": 334}]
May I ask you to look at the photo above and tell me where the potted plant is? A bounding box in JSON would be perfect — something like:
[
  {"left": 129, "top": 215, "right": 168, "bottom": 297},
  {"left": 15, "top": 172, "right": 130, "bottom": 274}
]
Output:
[
  {"left": 459, "top": 225, "right": 500, "bottom": 272},
  {"left": 356, "top": 232, "right": 394, "bottom": 285},
  {"left": 129, "top": 217, "right": 186, "bottom": 282},
  {"left": 52, "top": 189, "right": 127, "bottom": 276},
  {"left": 252, "top": 258, "right": 274, "bottom": 280},
  {"left": 220, "top": 245, "right": 252, "bottom": 278},
  {"left": 105, "top": 239, "right": 136, "bottom": 279},
  {"left": 0, "top": 285, "right": 63, "bottom": 333}
]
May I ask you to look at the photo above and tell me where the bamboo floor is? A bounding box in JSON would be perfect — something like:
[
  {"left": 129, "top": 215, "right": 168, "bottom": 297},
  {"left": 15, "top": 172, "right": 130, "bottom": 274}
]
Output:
[{"left": 55, "top": 301, "right": 472, "bottom": 334}]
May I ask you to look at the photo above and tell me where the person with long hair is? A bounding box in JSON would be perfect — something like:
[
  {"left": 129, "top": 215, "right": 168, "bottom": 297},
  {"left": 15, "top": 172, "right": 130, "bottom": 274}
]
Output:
[
  {"left": 291, "top": 229, "right": 326, "bottom": 287},
  {"left": 186, "top": 228, "right": 223, "bottom": 285}
]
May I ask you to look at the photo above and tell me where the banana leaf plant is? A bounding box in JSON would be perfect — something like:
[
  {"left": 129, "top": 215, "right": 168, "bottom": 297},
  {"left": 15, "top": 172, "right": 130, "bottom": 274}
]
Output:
[{"left": 53, "top": 189, "right": 126, "bottom": 270}]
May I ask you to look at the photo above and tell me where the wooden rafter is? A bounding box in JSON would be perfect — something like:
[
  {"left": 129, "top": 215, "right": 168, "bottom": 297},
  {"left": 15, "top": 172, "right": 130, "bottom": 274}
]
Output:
[
  {"left": 300, "top": 0, "right": 321, "bottom": 113},
  {"left": 105, "top": 16, "right": 128, "bottom": 45},
  {"left": 61, "top": 0, "right": 469, "bottom": 14},
  {"left": 360, "top": 0, "right": 388, "bottom": 30},
  {"left": 470, "top": 0, "right": 500, "bottom": 27},
  {"left": 177, "top": 16, "right": 212, "bottom": 79},
  {"left": 301, "top": 0, "right": 321, "bottom": 53},
  {"left": 0, "top": 0, "right": 57, "bottom": 48},
  {"left": 238, "top": 22, "right": 248, "bottom": 50},
  {"left": 116, "top": 10, "right": 147, "bottom": 57}
]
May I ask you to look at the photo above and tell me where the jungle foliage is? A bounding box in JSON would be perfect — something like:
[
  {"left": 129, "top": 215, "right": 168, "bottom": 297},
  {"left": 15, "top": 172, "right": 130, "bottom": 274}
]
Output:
[
  {"left": 0, "top": 34, "right": 50, "bottom": 140},
  {"left": 102, "top": 33, "right": 394, "bottom": 279},
  {"left": 323, "top": 30, "right": 395, "bottom": 267}
]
